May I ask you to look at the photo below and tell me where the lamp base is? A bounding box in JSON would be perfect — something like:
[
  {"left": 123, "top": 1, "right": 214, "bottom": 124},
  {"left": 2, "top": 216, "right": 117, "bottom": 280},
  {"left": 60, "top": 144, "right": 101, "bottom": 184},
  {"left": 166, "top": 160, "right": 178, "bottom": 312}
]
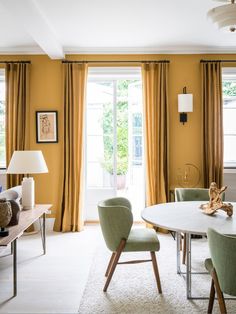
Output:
[
  {"left": 180, "top": 112, "right": 187, "bottom": 124},
  {"left": 22, "top": 177, "right": 35, "bottom": 210}
]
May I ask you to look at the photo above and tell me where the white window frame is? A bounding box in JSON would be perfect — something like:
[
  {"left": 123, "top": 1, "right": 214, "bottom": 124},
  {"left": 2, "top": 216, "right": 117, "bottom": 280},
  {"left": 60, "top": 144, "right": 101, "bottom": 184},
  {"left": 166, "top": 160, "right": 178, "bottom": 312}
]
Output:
[
  {"left": 222, "top": 67, "right": 236, "bottom": 170},
  {"left": 0, "top": 68, "right": 6, "bottom": 169}
]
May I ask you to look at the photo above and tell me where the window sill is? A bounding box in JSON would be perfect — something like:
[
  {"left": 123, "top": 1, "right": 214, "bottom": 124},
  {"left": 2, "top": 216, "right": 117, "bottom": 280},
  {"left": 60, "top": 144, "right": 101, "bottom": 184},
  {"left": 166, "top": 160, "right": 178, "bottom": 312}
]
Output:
[{"left": 224, "top": 168, "right": 236, "bottom": 174}]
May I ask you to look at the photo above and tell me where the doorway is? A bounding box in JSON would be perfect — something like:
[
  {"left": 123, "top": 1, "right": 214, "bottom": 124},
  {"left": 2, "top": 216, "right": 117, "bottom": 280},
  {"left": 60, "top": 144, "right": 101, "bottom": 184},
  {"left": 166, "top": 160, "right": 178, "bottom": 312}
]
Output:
[{"left": 85, "top": 67, "right": 144, "bottom": 221}]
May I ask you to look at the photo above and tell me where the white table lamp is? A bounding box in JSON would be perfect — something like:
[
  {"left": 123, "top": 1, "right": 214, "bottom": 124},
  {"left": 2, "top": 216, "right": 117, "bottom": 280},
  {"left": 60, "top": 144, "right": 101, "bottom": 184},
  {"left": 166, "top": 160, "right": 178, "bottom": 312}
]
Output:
[{"left": 7, "top": 151, "right": 48, "bottom": 210}]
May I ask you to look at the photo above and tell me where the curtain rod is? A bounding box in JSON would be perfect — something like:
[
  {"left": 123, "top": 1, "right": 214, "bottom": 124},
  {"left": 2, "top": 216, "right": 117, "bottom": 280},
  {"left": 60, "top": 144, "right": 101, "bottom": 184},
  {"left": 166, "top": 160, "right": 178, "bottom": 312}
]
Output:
[
  {"left": 200, "top": 60, "right": 236, "bottom": 63},
  {"left": 0, "top": 61, "right": 31, "bottom": 64},
  {"left": 62, "top": 60, "right": 170, "bottom": 64}
]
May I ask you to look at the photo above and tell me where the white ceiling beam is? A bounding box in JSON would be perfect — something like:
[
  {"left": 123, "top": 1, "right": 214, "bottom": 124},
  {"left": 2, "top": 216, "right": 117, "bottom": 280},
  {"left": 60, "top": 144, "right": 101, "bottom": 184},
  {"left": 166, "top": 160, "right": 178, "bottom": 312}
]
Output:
[{"left": 0, "top": 0, "right": 64, "bottom": 59}]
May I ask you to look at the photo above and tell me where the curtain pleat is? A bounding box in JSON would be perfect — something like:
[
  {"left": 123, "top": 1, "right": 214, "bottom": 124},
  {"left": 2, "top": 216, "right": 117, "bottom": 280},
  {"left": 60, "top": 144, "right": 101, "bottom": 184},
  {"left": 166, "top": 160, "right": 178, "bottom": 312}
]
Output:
[
  {"left": 201, "top": 62, "right": 223, "bottom": 187},
  {"left": 54, "top": 63, "right": 87, "bottom": 232},
  {"left": 6, "top": 63, "right": 30, "bottom": 187},
  {"left": 142, "top": 62, "right": 169, "bottom": 206}
]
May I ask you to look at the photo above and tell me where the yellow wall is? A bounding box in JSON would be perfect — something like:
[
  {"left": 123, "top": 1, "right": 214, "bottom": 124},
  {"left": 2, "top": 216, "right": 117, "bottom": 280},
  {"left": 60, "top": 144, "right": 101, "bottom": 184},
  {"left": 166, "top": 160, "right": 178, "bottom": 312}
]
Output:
[{"left": 1, "top": 53, "right": 235, "bottom": 216}]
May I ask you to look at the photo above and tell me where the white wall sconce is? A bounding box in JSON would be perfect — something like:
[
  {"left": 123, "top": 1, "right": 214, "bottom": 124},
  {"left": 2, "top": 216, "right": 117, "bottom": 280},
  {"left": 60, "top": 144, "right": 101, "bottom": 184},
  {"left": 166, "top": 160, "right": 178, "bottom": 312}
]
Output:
[{"left": 178, "top": 87, "right": 193, "bottom": 124}]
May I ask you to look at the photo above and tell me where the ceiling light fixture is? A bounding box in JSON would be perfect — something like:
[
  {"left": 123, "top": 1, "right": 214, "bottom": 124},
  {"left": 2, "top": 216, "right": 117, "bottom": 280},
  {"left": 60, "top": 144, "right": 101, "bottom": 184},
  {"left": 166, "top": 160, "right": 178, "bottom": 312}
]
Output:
[{"left": 208, "top": 0, "right": 236, "bottom": 33}]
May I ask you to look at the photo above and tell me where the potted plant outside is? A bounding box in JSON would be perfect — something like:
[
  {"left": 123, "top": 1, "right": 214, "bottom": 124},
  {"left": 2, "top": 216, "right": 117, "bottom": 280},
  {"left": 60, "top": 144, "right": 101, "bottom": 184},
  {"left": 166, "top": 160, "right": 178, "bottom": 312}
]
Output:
[{"left": 102, "top": 158, "right": 128, "bottom": 189}]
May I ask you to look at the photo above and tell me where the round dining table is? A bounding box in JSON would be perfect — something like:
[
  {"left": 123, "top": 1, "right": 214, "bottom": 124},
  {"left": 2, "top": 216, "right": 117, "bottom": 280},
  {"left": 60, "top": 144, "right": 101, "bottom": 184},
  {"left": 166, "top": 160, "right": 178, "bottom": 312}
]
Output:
[{"left": 141, "top": 201, "right": 236, "bottom": 299}]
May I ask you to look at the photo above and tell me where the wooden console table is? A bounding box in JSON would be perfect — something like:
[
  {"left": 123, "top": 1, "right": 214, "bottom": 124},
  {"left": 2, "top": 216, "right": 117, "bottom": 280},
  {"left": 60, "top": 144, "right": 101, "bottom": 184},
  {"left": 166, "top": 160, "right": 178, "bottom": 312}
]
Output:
[{"left": 0, "top": 204, "right": 52, "bottom": 297}]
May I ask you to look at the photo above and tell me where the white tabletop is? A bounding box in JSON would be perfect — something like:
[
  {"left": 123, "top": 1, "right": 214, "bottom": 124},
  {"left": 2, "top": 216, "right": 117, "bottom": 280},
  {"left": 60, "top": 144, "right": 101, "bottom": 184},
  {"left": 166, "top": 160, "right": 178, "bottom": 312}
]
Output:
[{"left": 141, "top": 201, "right": 236, "bottom": 235}]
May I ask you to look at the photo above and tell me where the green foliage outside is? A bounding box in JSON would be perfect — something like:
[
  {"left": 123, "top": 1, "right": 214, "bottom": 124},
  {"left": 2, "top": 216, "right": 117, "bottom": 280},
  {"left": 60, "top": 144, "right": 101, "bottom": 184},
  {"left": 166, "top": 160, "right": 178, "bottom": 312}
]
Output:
[
  {"left": 102, "top": 80, "right": 134, "bottom": 175},
  {"left": 223, "top": 81, "right": 236, "bottom": 97}
]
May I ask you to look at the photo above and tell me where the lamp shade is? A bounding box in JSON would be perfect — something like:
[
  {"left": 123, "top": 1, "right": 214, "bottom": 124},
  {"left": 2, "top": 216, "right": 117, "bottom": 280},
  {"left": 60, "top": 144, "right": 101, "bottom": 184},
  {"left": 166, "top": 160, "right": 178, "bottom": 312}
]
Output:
[
  {"left": 7, "top": 151, "right": 48, "bottom": 174},
  {"left": 207, "top": 2, "right": 236, "bottom": 32},
  {"left": 178, "top": 94, "right": 193, "bottom": 113}
]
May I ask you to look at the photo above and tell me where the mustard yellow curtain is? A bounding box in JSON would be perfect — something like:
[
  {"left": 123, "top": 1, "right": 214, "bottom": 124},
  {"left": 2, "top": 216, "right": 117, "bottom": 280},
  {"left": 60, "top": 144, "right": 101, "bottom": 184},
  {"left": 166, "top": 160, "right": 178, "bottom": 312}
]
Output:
[
  {"left": 142, "top": 62, "right": 169, "bottom": 206},
  {"left": 54, "top": 63, "right": 88, "bottom": 232},
  {"left": 6, "top": 63, "right": 30, "bottom": 188},
  {"left": 201, "top": 61, "right": 223, "bottom": 187}
]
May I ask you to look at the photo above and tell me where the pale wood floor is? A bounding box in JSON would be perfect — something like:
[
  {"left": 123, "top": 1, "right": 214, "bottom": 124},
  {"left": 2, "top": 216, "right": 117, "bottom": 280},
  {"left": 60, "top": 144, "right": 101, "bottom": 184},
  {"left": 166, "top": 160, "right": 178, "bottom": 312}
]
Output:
[{"left": 0, "top": 225, "right": 102, "bottom": 314}]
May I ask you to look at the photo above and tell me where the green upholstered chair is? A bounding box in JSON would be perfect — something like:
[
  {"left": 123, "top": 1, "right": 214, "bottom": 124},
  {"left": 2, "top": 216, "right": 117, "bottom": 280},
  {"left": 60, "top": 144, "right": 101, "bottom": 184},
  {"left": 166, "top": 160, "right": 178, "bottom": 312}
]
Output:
[
  {"left": 98, "top": 197, "right": 162, "bottom": 293},
  {"left": 205, "top": 228, "right": 236, "bottom": 314},
  {"left": 175, "top": 188, "right": 225, "bottom": 202},
  {"left": 175, "top": 188, "right": 210, "bottom": 264},
  {"left": 175, "top": 188, "right": 210, "bottom": 202}
]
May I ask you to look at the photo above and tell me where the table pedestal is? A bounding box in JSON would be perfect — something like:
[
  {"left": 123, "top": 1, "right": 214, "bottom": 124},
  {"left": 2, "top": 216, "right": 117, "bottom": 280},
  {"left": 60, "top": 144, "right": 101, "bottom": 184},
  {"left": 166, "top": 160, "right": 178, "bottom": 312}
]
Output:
[{"left": 176, "top": 232, "right": 236, "bottom": 300}]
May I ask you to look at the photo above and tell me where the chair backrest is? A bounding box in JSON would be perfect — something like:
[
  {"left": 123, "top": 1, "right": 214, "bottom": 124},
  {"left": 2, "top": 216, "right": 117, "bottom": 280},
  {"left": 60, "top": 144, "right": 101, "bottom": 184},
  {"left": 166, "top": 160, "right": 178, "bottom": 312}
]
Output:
[
  {"left": 98, "top": 197, "right": 133, "bottom": 252},
  {"left": 207, "top": 228, "right": 236, "bottom": 296},
  {"left": 175, "top": 188, "right": 210, "bottom": 201},
  {"left": 175, "top": 188, "right": 225, "bottom": 202}
]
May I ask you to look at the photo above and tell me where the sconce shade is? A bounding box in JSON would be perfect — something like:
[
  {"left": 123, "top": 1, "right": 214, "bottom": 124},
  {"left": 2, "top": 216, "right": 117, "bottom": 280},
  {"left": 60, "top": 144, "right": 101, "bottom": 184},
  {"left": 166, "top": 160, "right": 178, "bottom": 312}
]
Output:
[
  {"left": 178, "top": 94, "right": 193, "bottom": 113},
  {"left": 7, "top": 151, "right": 48, "bottom": 174}
]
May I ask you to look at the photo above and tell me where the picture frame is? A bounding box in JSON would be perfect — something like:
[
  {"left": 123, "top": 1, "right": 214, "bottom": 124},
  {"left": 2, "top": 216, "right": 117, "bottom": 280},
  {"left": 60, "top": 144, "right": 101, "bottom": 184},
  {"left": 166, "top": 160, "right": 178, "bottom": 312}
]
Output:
[{"left": 36, "top": 111, "right": 58, "bottom": 143}]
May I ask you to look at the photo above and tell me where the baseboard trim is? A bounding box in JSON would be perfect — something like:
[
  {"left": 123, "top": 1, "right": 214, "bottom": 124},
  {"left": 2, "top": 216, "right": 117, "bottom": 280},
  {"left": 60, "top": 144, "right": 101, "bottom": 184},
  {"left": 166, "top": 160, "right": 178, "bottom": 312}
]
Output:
[
  {"left": 85, "top": 220, "right": 99, "bottom": 224},
  {"left": 85, "top": 220, "right": 145, "bottom": 225}
]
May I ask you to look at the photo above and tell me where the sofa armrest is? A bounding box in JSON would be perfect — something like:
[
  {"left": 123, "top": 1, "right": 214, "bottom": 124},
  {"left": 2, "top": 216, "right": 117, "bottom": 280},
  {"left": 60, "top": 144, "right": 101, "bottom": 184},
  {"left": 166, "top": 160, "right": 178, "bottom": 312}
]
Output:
[{"left": 0, "top": 185, "right": 22, "bottom": 202}]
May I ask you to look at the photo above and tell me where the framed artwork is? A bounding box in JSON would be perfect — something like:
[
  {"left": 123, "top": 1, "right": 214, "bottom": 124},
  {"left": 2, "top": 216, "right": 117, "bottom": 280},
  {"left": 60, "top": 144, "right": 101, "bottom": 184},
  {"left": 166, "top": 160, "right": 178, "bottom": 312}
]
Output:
[{"left": 36, "top": 111, "right": 58, "bottom": 143}]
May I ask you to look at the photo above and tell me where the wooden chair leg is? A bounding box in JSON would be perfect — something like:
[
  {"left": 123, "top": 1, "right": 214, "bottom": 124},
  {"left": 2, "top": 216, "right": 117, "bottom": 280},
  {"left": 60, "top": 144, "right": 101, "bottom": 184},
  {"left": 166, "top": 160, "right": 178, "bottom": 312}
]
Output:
[
  {"left": 208, "top": 279, "right": 215, "bottom": 313},
  {"left": 103, "top": 239, "right": 126, "bottom": 292},
  {"left": 105, "top": 252, "right": 116, "bottom": 277},
  {"left": 182, "top": 233, "right": 186, "bottom": 264},
  {"left": 212, "top": 269, "right": 227, "bottom": 314},
  {"left": 150, "top": 252, "right": 162, "bottom": 293}
]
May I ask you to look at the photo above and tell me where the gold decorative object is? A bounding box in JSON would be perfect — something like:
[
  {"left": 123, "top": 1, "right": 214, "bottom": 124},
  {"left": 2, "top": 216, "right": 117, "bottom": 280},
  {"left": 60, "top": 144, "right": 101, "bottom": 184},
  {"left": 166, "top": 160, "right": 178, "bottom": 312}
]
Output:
[
  {"left": 200, "top": 182, "right": 233, "bottom": 216},
  {"left": 177, "top": 163, "right": 201, "bottom": 188}
]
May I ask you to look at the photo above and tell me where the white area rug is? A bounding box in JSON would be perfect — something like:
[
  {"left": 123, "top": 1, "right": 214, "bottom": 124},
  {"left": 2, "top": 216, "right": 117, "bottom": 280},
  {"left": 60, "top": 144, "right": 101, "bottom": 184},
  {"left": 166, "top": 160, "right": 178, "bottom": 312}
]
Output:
[{"left": 79, "top": 233, "right": 236, "bottom": 314}]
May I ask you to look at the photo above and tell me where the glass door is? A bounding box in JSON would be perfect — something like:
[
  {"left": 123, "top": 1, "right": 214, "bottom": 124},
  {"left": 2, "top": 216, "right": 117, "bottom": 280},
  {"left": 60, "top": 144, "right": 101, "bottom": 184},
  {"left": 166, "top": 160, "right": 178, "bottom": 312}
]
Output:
[{"left": 85, "top": 68, "right": 144, "bottom": 221}]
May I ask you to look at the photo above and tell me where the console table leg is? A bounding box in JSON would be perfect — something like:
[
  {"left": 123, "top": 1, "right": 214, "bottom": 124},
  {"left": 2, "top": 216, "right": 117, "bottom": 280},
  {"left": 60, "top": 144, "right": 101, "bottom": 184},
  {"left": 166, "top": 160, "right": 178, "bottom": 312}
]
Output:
[
  {"left": 43, "top": 213, "right": 46, "bottom": 255},
  {"left": 186, "top": 233, "right": 192, "bottom": 299},
  {"left": 13, "top": 239, "right": 17, "bottom": 297},
  {"left": 176, "top": 232, "right": 181, "bottom": 274}
]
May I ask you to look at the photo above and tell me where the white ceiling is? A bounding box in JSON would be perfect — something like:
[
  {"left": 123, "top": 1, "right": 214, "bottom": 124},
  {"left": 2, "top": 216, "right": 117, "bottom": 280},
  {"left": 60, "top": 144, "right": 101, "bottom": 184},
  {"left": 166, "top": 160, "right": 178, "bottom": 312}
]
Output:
[{"left": 0, "top": 0, "right": 235, "bottom": 59}]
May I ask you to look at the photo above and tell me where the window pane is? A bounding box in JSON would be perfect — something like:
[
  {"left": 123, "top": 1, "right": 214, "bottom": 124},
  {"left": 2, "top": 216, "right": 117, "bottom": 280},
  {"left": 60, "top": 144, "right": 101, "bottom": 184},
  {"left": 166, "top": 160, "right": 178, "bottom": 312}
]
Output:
[
  {"left": 224, "top": 136, "right": 236, "bottom": 163},
  {"left": 223, "top": 81, "right": 236, "bottom": 97},
  {"left": 0, "top": 71, "right": 5, "bottom": 169},
  {"left": 87, "top": 162, "right": 105, "bottom": 187},
  {"left": 132, "top": 136, "right": 142, "bottom": 165},
  {"left": 223, "top": 108, "right": 236, "bottom": 134},
  {"left": 223, "top": 74, "right": 236, "bottom": 166},
  {"left": 86, "top": 81, "right": 113, "bottom": 188}
]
